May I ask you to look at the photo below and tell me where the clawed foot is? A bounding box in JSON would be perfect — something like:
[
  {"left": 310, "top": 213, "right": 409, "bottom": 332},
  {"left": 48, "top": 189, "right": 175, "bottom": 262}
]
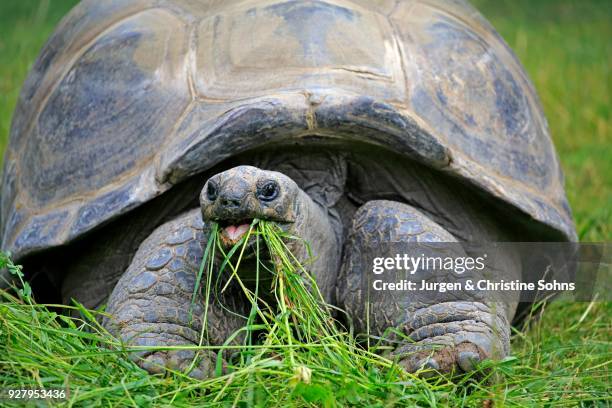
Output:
[
  {"left": 397, "top": 341, "right": 487, "bottom": 376},
  {"left": 393, "top": 302, "right": 510, "bottom": 375},
  {"left": 131, "top": 346, "right": 216, "bottom": 379}
]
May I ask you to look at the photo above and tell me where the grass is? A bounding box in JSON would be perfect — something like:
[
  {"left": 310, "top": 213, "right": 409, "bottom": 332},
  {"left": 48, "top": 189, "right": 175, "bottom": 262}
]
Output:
[
  {"left": 0, "top": 0, "right": 610, "bottom": 406},
  {"left": 2, "top": 223, "right": 609, "bottom": 406}
]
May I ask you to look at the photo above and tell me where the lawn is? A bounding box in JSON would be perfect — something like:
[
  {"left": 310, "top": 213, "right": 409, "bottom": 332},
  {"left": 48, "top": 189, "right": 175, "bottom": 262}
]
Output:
[{"left": 0, "top": 0, "right": 610, "bottom": 406}]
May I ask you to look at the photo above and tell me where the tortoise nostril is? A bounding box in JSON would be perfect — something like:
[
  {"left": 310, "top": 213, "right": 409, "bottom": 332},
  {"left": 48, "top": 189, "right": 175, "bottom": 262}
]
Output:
[{"left": 221, "top": 198, "right": 241, "bottom": 208}]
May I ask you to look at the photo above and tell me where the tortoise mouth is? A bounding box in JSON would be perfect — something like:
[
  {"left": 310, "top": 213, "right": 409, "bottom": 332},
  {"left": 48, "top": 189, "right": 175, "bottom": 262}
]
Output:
[{"left": 218, "top": 218, "right": 255, "bottom": 246}]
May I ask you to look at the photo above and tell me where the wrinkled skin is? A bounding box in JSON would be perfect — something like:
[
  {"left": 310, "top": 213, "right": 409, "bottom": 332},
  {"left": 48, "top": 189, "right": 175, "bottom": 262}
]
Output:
[{"left": 103, "top": 152, "right": 519, "bottom": 378}]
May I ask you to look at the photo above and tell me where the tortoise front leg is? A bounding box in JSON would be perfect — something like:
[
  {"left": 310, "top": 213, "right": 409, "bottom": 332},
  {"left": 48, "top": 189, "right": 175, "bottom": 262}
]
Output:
[
  {"left": 337, "top": 200, "right": 514, "bottom": 374},
  {"left": 104, "top": 209, "right": 245, "bottom": 378}
]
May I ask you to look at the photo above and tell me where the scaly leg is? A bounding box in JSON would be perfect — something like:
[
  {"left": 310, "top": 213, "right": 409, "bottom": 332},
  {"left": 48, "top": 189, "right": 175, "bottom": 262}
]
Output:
[
  {"left": 337, "top": 200, "right": 513, "bottom": 373},
  {"left": 104, "top": 209, "right": 247, "bottom": 378}
]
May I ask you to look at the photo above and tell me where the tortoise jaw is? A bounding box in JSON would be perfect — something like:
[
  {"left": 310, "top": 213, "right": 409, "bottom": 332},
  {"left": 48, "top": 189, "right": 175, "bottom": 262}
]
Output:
[
  {"left": 218, "top": 218, "right": 254, "bottom": 247},
  {"left": 215, "top": 217, "right": 293, "bottom": 252}
]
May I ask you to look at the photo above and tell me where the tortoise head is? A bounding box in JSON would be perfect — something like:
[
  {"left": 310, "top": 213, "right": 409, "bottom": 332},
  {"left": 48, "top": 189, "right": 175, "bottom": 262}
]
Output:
[{"left": 200, "top": 166, "right": 299, "bottom": 246}]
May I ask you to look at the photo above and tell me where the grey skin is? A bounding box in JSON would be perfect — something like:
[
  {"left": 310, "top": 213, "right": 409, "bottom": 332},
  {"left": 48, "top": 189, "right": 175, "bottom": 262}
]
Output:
[{"left": 105, "top": 156, "right": 518, "bottom": 378}]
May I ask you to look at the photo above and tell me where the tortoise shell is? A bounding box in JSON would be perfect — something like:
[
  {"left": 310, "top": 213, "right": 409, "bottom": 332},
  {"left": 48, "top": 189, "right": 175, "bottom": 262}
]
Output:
[{"left": 1, "top": 0, "right": 575, "bottom": 261}]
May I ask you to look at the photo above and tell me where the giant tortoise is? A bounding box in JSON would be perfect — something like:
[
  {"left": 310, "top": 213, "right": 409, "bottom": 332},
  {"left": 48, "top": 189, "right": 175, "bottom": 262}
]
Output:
[{"left": 1, "top": 0, "right": 575, "bottom": 377}]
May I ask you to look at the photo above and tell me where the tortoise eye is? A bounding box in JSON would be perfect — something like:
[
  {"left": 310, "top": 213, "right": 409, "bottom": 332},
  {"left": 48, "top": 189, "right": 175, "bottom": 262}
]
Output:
[
  {"left": 206, "top": 182, "right": 218, "bottom": 201},
  {"left": 257, "top": 181, "right": 279, "bottom": 202}
]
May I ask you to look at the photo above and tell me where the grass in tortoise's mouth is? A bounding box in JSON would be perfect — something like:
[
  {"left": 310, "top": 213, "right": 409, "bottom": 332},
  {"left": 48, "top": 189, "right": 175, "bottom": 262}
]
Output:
[
  {"left": 217, "top": 217, "right": 293, "bottom": 249},
  {"left": 192, "top": 219, "right": 368, "bottom": 379}
]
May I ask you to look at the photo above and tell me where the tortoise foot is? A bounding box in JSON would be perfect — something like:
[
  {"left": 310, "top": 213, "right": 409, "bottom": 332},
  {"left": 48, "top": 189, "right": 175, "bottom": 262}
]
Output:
[
  {"left": 136, "top": 348, "right": 216, "bottom": 379},
  {"left": 393, "top": 302, "right": 510, "bottom": 375}
]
